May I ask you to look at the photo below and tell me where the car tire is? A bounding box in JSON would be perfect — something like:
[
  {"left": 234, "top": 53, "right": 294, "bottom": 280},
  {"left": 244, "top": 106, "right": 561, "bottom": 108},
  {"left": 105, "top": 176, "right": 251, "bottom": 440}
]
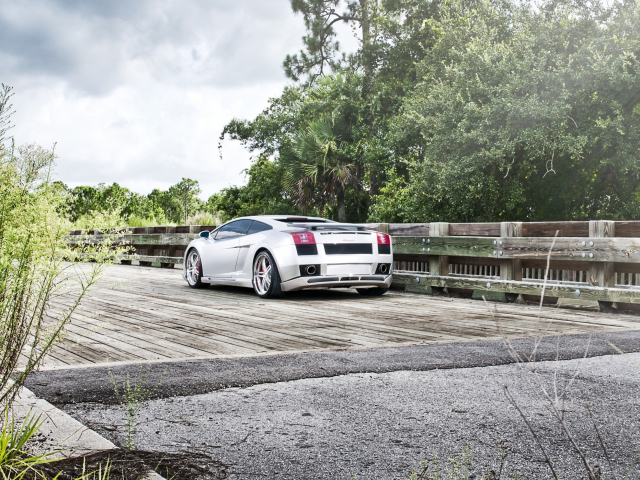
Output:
[
  {"left": 356, "top": 287, "right": 388, "bottom": 296},
  {"left": 185, "top": 249, "right": 207, "bottom": 289},
  {"left": 252, "top": 250, "right": 283, "bottom": 298}
]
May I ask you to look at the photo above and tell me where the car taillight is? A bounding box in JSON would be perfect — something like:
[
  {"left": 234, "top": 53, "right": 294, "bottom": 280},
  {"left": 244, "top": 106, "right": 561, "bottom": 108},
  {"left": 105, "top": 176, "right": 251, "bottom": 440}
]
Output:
[
  {"left": 376, "top": 232, "right": 391, "bottom": 245},
  {"left": 289, "top": 231, "right": 316, "bottom": 245}
]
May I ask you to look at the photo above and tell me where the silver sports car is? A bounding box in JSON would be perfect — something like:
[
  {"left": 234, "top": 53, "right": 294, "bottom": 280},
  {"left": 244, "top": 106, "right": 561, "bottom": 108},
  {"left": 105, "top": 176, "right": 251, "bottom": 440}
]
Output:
[{"left": 182, "top": 215, "right": 393, "bottom": 298}]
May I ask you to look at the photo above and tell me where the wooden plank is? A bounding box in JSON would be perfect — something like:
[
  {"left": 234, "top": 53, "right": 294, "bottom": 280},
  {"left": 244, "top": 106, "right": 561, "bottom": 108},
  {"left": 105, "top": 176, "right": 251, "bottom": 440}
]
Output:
[
  {"left": 522, "top": 221, "right": 589, "bottom": 237},
  {"left": 450, "top": 256, "right": 500, "bottom": 267},
  {"left": 119, "top": 255, "right": 183, "bottom": 264},
  {"left": 428, "top": 223, "right": 449, "bottom": 277},
  {"left": 389, "top": 224, "right": 429, "bottom": 236},
  {"left": 500, "top": 222, "right": 523, "bottom": 282},
  {"left": 615, "top": 263, "right": 640, "bottom": 274},
  {"left": 449, "top": 223, "right": 500, "bottom": 236},
  {"left": 393, "top": 272, "right": 640, "bottom": 304},
  {"left": 522, "top": 259, "right": 588, "bottom": 270},
  {"left": 88, "top": 285, "right": 407, "bottom": 350},
  {"left": 65, "top": 233, "right": 200, "bottom": 246},
  {"left": 501, "top": 237, "right": 640, "bottom": 263},
  {"left": 392, "top": 235, "right": 640, "bottom": 262},
  {"left": 589, "top": 220, "right": 616, "bottom": 289},
  {"left": 615, "top": 221, "right": 640, "bottom": 238},
  {"left": 393, "top": 236, "right": 497, "bottom": 258},
  {"left": 40, "top": 264, "right": 640, "bottom": 368}
]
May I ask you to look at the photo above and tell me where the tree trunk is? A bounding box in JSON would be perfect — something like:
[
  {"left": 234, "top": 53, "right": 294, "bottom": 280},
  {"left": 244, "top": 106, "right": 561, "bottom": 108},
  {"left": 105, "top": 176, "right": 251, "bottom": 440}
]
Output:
[
  {"left": 337, "top": 189, "right": 346, "bottom": 223},
  {"left": 359, "top": 0, "right": 380, "bottom": 197},
  {"left": 359, "top": 0, "right": 373, "bottom": 94}
]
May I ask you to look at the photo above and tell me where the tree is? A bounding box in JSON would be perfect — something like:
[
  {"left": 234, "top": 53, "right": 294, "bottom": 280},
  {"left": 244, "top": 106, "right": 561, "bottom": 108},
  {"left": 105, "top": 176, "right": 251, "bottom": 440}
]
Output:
[
  {"left": 285, "top": 113, "right": 360, "bottom": 222},
  {"left": 208, "top": 157, "right": 302, "bottom": 222},
  {"left": 284, "top": 0, "right": 360, "bottom": 84},
  {"left": 169, "top": 178, "right": 202, "bottom": 225},
  {"left": 0, "top": 84, "right": 13, "bottom": 143},
  {"left": 378, "top": 0, "right": 640, "bottom": 222}
]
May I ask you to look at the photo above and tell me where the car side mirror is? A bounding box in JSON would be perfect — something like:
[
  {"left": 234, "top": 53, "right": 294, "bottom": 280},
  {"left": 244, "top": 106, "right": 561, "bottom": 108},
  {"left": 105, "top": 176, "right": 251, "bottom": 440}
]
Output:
[{"left": 200, "top": 231, "right": 210, "bottom": 239}]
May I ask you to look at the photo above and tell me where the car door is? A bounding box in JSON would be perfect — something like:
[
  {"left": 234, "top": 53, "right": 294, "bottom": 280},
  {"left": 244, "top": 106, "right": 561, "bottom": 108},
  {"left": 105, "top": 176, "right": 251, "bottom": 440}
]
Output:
[
  {"left": 201, "top": 219, "right": 252, "bottom": 279},
  {"left": 235, "top": 220, "right": 273, "bottom": 277}
]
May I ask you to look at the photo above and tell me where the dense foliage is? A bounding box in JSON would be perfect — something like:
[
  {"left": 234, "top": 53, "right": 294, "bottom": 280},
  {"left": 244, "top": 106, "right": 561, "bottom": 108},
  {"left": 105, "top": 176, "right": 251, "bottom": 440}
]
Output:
[
  {"left": 220, "top": 0, "right": 640, "bottom": 223},
  {"left": 207, "top": 157, "right": 303, "bottom": 222},
  {"left": 60, "top": 178, "right": 212, "bottom": 227},
  {"left": 54, "top": 0, "right": 640, "bottom": 225},
  {"left": 381, "top": 0, "right": 640, "bottom": 222}
]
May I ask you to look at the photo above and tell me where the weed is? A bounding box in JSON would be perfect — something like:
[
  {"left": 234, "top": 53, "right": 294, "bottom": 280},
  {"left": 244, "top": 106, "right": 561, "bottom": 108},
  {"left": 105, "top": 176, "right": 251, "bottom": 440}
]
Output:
[
  {"left": 399, "top": 446, "right": 521, "bottom": 480},
  {"left": 0, "top": 408, "right": 58, "bottom": 480},
  {"left": 108, "top": 365, "right": 165, "bottom": 451},
  {"left": 485, "top": 231, "right": 638, "bottom": 479},
  {"left": 186, "top": 211, "right": 221, "bottom": 226}
]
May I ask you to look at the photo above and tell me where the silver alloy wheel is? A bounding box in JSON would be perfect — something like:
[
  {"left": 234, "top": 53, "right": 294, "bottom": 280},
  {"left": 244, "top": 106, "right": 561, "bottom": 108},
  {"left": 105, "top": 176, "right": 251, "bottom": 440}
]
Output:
[
  {"left": 186, "top": 250, "right": 201, "bottom": 285},
  {"left": 253, "top": 253, "right": 272, "bottom": 295}
]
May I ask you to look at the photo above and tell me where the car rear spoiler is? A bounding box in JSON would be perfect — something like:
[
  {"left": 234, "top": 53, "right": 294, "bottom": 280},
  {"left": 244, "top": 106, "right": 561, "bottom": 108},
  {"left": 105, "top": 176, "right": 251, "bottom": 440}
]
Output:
[{"left": 287, "top": 223, "right": 380, "bottom": 231}]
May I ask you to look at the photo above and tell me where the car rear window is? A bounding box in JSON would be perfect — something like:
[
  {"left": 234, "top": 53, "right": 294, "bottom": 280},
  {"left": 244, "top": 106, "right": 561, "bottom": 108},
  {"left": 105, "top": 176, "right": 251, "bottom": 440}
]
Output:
[{"left": 273, "top": 218, "right": 332, "bottom": 223}]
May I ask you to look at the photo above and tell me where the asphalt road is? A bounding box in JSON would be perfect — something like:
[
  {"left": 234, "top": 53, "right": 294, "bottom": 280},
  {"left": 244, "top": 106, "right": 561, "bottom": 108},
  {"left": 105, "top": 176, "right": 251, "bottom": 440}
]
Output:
[
  {"left": 27, "top": 330, "right": 640, "bottom": 405},
  {"left": 22, "top": 330, "right": 640, "bottom": 479},
  {"left": 62, "top": 349, "right": 640, "bottom": 479}
]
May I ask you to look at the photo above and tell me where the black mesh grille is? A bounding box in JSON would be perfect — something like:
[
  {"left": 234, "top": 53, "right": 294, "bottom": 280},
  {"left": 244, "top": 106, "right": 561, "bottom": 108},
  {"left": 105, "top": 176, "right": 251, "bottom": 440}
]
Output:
[
  {"left": 377, "top": 244, "right": 391, "bottom": 255},
  {"left": 296, "top": 244, "right": 318, "bottom": 255},
  {"left": 323, "top": 243, "right": 372, "bottom": 255}
]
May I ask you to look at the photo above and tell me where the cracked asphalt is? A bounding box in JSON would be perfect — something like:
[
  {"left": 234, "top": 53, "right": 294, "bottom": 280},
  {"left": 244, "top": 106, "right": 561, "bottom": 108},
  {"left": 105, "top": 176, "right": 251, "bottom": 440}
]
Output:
[{"left": 26, "top": 331, "right": 640, "bottom": 479}]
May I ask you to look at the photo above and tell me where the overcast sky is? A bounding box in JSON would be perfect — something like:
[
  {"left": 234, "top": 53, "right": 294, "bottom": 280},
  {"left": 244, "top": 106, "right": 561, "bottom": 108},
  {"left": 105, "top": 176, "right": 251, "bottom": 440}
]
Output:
[{"left": 0, "top": 0, "right": 356, "bottom": 198}]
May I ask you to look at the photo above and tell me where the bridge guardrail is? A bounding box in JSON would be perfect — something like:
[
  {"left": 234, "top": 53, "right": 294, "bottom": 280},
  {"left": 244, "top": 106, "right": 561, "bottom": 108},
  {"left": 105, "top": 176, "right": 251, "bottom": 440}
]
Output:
[{"left": 65, "top": 220, "right": 640, "bottom": 309}]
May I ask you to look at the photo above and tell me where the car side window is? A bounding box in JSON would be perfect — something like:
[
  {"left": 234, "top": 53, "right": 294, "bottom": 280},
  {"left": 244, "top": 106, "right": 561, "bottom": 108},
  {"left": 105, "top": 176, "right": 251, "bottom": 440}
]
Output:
[
  {"left": 247, "top": 221, "right": 273, "bottom": 235},
  {"left": 214, "top": 219, "right": 253, "bottom": 240}
]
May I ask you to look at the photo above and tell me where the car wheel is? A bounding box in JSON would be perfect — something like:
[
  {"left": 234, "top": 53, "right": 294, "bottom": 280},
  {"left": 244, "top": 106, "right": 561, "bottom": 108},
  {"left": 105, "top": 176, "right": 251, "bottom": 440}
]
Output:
[
  {"left": 252, "top": 251, "right": 283, "bottom": 298},
  {"left": 186, "top": 249, "right": 207, "bottom": 289},
  {"left": 356, "top": 287, "right": 388, "bottom": 296}
]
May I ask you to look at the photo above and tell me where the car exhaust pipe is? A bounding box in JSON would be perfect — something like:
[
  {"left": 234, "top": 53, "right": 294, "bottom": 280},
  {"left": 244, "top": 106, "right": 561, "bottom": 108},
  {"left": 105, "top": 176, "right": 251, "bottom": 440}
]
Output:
[
  {"left": 306, "top": 265, "right": 317, "bottom": 275},
  {"left": 379, "top": 264, "right": 388, "bottom": 274}
]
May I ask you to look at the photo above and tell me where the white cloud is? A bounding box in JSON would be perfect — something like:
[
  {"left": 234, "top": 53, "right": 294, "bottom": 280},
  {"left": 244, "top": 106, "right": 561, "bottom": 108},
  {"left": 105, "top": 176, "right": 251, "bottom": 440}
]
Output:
[{"left": 0, "top": 0, "right": 359, "bottom": 199}]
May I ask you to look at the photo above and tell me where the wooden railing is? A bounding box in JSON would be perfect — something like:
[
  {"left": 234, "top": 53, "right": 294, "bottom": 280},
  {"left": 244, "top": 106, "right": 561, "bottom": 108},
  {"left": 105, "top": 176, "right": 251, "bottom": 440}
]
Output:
[
  {"left": 66, "top": 225, "right": 215, "bottom": 267},
  {"left": 376, "top": 220, "right": 640, "bottom": 310},
  {"left": 66, "top": 220, "right": 640, "bottom": 310}
]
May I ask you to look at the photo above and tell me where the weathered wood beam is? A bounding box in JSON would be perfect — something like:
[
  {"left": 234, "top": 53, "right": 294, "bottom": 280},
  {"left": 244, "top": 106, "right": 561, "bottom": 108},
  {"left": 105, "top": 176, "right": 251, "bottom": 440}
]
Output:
[
  {"left": 388, "top": 223, "right": 429, "bottom": 236},
  {"left": 428, "top": 223, "right": 450, "bottom": 278},
  {"left": 393, "top": 272, "right": 640, "bottom": 304},
  {"left": 521, "top": 221, "right": 590, "bottom": 237},
  {"left": 65, "top": 233, "right": 200, "bottom": 246},
  {"left": 500, "top": 222, "right": 523, "bottom": 282},
  {"left": 589, "top": 220, "right": 616, "bottom": 310},
  {"left": 119, "top": 255, "right": 183, "bottom": 265},
  {"left": 449, "top": 223, "right": 500, "bottom": 236},
  {"left": 394, "top": 235, "right": 640, "bottom": 263}
]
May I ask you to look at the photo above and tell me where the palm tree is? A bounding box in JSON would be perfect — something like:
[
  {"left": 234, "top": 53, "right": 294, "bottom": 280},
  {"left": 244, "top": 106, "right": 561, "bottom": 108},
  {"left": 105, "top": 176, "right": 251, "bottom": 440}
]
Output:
[{"left": 284, "top": 113, "right": 359, "bottom": 222}]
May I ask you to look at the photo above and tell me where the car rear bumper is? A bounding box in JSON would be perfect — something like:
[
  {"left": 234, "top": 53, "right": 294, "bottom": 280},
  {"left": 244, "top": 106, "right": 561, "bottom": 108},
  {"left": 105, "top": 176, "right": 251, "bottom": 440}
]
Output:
[{"left": 281, "top": 274, "right": 393, "bottom": 292}]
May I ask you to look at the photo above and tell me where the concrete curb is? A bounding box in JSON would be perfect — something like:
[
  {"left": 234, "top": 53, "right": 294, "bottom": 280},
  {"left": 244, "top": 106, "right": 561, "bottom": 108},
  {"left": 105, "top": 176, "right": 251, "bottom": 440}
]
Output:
[{"left": 11, "top": 386, "right": 165, "bottom": 479}]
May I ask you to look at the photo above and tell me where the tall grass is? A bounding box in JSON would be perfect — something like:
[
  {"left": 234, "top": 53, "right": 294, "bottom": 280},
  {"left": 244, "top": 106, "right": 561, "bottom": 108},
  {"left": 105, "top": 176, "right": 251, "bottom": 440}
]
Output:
[
  {"left": 0, "top": 143, "right": 123, "bottom": 407},
  {"left": 72, "top": 210, "right": 221, "bottom": 230}
]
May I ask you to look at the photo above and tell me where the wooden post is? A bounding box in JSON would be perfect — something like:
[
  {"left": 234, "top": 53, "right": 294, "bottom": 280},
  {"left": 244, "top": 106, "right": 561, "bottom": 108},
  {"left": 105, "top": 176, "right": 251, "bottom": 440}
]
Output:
[
  {"left": 497, "top": 222, "right": 523, "bottom": 303},
  {"left": 499, "top": 222, "right": 523, "bottom": 281},
  {"left": 428, "top": 222, "right": 450, "bottom": 276},
  {"left": 428, "top": 222, "right": 449, "bottom": 295},
  {"left": 589, "top": 220, "right": 616, "bottom": 311}
]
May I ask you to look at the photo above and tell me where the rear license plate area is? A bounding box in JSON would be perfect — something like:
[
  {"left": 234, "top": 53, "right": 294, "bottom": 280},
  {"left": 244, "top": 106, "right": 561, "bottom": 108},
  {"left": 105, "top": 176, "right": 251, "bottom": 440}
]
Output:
[{"left": 327, "top": 264, "right": 371, "bottom": 275}]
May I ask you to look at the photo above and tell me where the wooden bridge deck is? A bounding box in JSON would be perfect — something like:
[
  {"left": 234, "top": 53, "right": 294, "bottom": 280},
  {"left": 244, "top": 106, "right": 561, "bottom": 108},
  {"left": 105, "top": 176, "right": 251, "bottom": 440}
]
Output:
[{"left": 43, "top": 264, "right": 640, "bottom": 369}]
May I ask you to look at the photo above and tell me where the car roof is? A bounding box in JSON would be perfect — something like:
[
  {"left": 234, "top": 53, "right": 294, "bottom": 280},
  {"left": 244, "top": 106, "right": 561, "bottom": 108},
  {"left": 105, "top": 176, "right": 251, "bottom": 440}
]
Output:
[{"left": 219, "top": 215, "right": 336, "bottom": 230}]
